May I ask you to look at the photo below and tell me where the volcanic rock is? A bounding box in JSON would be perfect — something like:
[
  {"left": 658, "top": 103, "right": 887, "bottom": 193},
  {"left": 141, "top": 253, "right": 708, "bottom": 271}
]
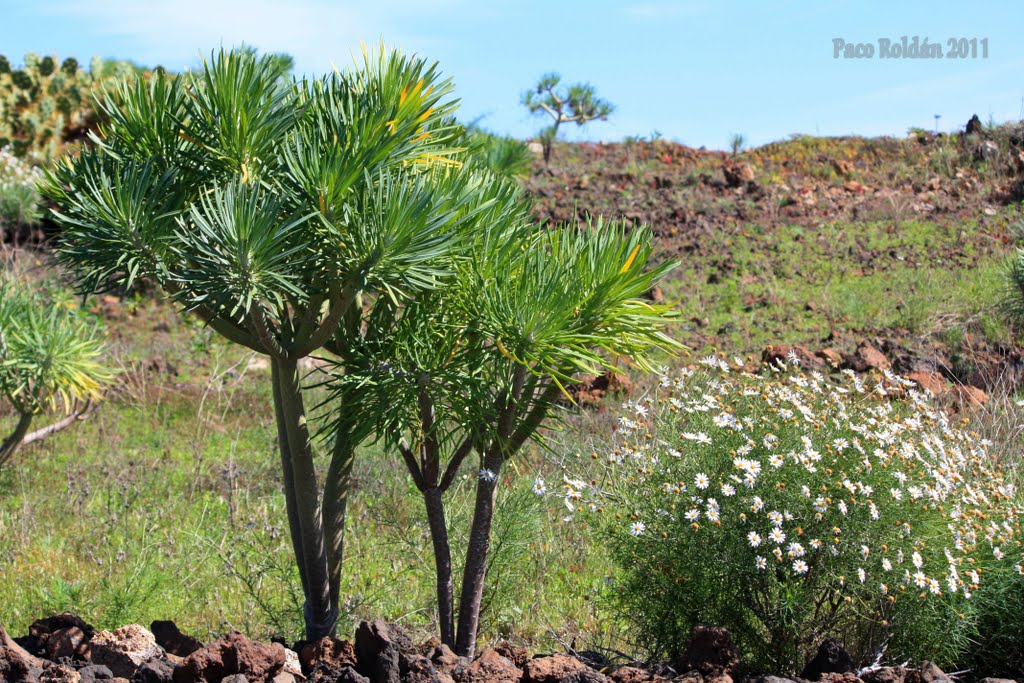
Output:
[
  {"left": 845, "top": 341, "right": 890, "bottom": 372},
  {"left": 679, "top": 625, "right": 738, "bottom": 678},
  {"left": 149, "top": 622, "right": 201, "bottom": 658},
  {"left": 458, "top": 649, "right": 523, "bottom": 683},
  {"left": 524, "top": 654, "right": 588, "bottom": 683},
  {"left": 89, "top": 626, "right": 163, "bottom": 679},
  {"left": 171, "top": 631, "right": 285, "bottom": 683},
  {"left": 800, "top": 639, "right": 855, "bottom": 680},
  {"left": 355, "top": 620, "right": 413, "bottom": 683}
]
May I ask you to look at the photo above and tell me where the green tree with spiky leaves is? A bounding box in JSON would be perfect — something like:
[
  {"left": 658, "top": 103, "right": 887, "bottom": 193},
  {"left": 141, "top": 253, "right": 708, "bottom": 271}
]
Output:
[
  {"left": 522, "top": 72, "right": 614, "bottom": 167},
  {"left": 0, "top": 277, "right": 112, "bottom": 468},
  {"left": 40, "top": 45, "right": 505, "bottom": 639},
  {"left": 327, "top": 217, "right": 679, "bottom": 655}
]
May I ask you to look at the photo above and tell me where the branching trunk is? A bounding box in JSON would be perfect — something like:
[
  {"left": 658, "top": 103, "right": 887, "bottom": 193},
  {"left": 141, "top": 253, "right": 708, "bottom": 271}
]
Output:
[
  {"left": 424, "top": 486, "right": 455, "bottom": 646},
  {"left": 22, "top": 401, "right": 94, "bottom": 446},
  {"left": 272, "top": 356, "right": 337, "bottom": 639},
  {"left": 0, "top": 400, "right": 100, "bottom": 470},
  {"left": 0, "top": 412, "right": 33, "bottom": 469}
]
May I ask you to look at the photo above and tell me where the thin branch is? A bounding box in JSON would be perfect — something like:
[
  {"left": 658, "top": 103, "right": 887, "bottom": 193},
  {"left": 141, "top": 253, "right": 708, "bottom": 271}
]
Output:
[
  {"left": 398, "top": 438, "right": 427, "bottom": 491},
  {"left": 439, "top": 433, "right": 475, "bottom": 492},
  {"left": 247, "top": 303, "right": 288, "bottom": 358},
  {"left": 295, "top": 283, "right": 355, "bottom": 358},
  {"left": 503, "top": 382, "right": 561, "bottom": 458},
  {"left": 22, "top": 400, "right": 95, "bottom": 446}
]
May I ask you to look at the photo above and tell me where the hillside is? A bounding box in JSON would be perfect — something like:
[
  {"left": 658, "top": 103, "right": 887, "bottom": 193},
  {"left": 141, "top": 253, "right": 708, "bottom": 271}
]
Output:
[{"left": 525, "top": 123, "right": 1024, "bottom": 394}]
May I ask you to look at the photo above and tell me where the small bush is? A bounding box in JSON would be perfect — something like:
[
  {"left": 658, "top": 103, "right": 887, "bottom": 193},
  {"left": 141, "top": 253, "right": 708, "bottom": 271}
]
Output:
[
  {"left": 470, "top": 130, "right": 533, "bottom": 179},
  {"left": 569, "top": 357, "right": 1023, "bottom": 673}
]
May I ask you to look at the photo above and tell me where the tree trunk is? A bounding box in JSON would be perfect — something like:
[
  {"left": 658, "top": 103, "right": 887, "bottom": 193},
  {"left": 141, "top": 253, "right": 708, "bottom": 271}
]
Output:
[
  {"left": 454, "top": 463, "right": 500, "bottom": 657},
  {"left": 0, "top": 412, "right": 33, "bottom": 469},
  {"left": 323, "top": 425, "right": 356, "bottom": 610},
  {"left": 272, "top": 356, "right": 337, "bottom": 640},
  {"left": 424, "top": 486, "right": 455, "bottom": 646}
]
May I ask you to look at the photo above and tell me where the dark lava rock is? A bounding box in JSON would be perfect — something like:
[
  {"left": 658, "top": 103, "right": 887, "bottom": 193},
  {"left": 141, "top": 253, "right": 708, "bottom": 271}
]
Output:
[
  {"left": 355, "top": 620, "right": 413, "bottom": 683},
  {"left": 2, "top": 622, "right": 48, "bottom": 683},
  {"left": 149, "top": 622, "right": 201, "bottom": 658},
  {"left": 401, "top": 654, "right": 441, "bottom": 683},
  {"left": 78, "top": 665, "right": 115, "bottom": 683},
  {"left": 17, "top": 614, "right": 96, "bottom": 659},
  {"left": 679, "top": 625, "right": 739, "bottom": 677},
  {"left": 800, "top": 639, "right": 855, "bottom": 681},
  {"left": 130, "top": 659, "right": 174, "bottom": 683},
  {"left": 47, "top": 627, "right": 91, "bottom": 662}
]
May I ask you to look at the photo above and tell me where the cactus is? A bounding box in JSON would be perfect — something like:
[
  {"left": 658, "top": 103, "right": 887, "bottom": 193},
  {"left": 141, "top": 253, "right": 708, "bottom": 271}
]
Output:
[{"left": 0, "top": 52, "right": 157, "bottom": 161}]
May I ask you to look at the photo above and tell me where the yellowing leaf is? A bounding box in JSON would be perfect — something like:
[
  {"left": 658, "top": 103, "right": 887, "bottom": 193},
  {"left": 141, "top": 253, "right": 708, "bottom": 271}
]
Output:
[{"left": 620, "top": 244, "right": 640, "bottom": 274}]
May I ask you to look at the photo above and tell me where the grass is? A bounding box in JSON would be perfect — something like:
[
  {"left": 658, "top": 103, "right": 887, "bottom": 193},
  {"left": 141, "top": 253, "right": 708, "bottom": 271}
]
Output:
[
  {"left": 660, "top": 218, "right": 1011, "bottom": 356},
  {"left": 0, "top": 293, "right": 615, "bottom": 646},
  {"left": 3, "top": 130, "right": 1024, "bottom": 657}
]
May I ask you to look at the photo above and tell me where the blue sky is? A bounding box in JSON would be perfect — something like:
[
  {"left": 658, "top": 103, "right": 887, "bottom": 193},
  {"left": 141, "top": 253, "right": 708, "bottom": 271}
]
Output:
[{"left": 1, "top": 1, "right": 1022, "bottom": 149}]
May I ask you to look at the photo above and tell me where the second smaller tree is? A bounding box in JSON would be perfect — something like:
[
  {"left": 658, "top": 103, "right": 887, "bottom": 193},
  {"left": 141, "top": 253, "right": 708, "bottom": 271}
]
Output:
[{"left": 522, "top": 72, "right": 614, "bottom": 166}]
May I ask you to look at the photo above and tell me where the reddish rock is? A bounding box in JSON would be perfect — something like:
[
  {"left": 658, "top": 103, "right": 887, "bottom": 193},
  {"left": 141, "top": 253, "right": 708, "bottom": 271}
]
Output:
[
  {"left": 644, "top": 287, "right": 665, "bottom": 304},
  {"left": 832, "top": 159, "right": 853, "bottom": 176},
  {"left": 299, "top": 636, "right": 357, "bottom": 674},
  {"left": 149, "top": 622, "right": 201, "bottom": 658},
  {"left": 19, "top": 614, "right": 95, "bottom": 659},
  {"left": 568, "top": 371, "right": 634, "bottom": 407},
  {"left": 524, "top": 654, "right": 588, "bottom": 683},
  {"left": 47, "top": 627, "right": 90, "bottom": 662},
  {"left": 612, "top": 668, "right": 647, "bottom": 683},
  {"left": 816, "top": 348, "right": 843, "bottom": 368},
  {"left": 861, "top": 669, "right": 907, "bottom": 683},
  {"left": 911, "top": 662, "right": 950, "bottom": 683},
  {"left": 494, "top": 642, "right": 528, "bottom": 669},
  {"left": 680, "top": 625, "right": 738, "bottom": 678},
  {"left": 458, "top": 649, "right": 523, "bottom": 683},
  {"left": 171, "top": 632, "right": 285, "bottom": 683},
  {"left": 819, "top": 675, "right": 862, "bottom": 683},
  {"left": 904, "top": 371, "right": 946, "bottom": 396},
  {"left": 1, "top": 622, "right": 46, "bottom": 683},
  {"left": 87, "top": 626, "right": 163, "bottom": 679},
  {"left": 762, "top": 344, "right": 824, "bottom": 370},
  {"left": 428, "top": 644, "right": 461, "bottom": 673},
  {"left": 39, "top": 663, "right": 81, "bottom": 682},
  {"left": 723, "top": 161, "right": 756, "bottom": 188},
  {"left": 845, "top": 341, "right": 890, "bottom": 372},
  {"left": 611, "top": 667, "right": 656, "bottom": 683},
  {"left": 942, "top": 384, "right": 989, "bottom": 411},
  {"left": 843, "top": 180, "right": 867, "bottom": 194}
]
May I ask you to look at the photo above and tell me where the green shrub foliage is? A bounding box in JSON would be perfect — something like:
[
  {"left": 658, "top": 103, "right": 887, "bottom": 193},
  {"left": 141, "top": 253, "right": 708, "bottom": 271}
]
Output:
[{"left": 569, "top": 357, "right": 1023, "bottom": 673}]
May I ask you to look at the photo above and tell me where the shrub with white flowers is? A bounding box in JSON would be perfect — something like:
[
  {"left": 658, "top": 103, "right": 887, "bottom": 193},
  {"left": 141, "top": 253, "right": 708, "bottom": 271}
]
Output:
[
  {"left": 562, "top": 357, "right": 1024, "bottom": 673},
  {"left": 0, "top": 146, "right": 42, "bottom": 228}
]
